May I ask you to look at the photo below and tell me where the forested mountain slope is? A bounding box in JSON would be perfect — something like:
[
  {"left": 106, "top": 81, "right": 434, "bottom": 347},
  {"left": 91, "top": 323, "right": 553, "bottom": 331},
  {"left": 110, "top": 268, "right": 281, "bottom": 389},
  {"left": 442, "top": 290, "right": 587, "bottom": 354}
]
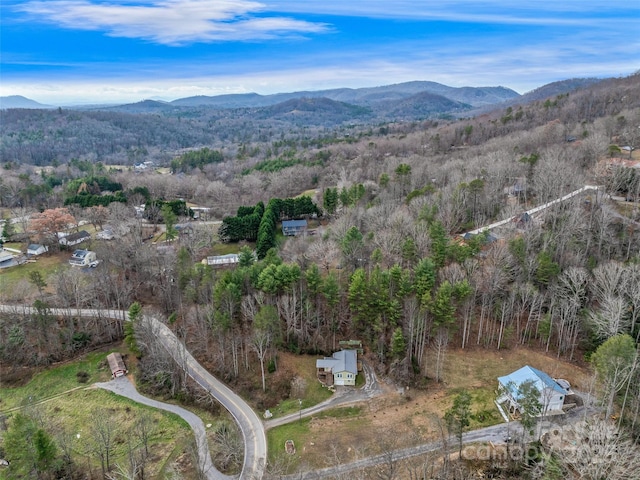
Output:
[
  {"left": 2, "top": 73, "right": 640, "bottom": 479},
  {"left": 1, "top": 75, "right": 636, "bottom": 167}
]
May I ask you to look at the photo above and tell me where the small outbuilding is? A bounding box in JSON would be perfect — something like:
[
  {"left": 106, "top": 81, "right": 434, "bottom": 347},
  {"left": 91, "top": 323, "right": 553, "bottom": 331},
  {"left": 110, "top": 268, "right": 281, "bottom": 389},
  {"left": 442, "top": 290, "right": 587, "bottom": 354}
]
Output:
[
  {"left": 27, "top": 244, "right": 48, "bottom": 256},
  {"left": 206, "top": 253, "right": 240, "bottom": 268},
  {"left": 107, "top": 352, "right": 127, "bottom": 378}
]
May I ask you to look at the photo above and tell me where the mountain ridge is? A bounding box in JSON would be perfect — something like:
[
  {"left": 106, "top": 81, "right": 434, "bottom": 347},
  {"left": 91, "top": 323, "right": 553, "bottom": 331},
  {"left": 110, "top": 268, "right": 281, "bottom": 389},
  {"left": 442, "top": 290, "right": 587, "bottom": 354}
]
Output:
[
  {"left": 0, "top": 95, "right": 55, "bottom": 109},
  {"left": 169, "top": 80, "right": 520, "bottom": 109}
]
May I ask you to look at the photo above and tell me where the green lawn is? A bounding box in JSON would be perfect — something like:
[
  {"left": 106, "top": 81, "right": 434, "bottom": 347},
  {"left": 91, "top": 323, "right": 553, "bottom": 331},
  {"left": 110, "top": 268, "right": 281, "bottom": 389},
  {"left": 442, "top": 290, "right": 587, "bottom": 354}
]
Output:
[
  {"left": 0, "top": 348, "right": 204, "bottom": 478},
  {"left": 0, "top": 350, "right": 116, "bottom": 412},
  {"left": 0, "top": 248, "right": 69, "bottom": 299},
  {"left": 267, "top": 406, "right": 365, "bottom": 471},
  {"left": 269, "top": 381, "right": 333, "bottom": 418},
  {"left": 210, "top": 241, "right": 254, "bottom": 255},
  {"left": 267, "top": 417, "right": 311, "bottom": 470}
]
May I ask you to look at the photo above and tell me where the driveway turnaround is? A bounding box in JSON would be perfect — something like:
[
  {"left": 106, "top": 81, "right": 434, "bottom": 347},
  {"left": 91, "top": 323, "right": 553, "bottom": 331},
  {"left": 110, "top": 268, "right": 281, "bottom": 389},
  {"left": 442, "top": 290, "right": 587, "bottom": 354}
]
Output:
[{"left": 95, "top": 376, "right": 229, "bottom": 480}]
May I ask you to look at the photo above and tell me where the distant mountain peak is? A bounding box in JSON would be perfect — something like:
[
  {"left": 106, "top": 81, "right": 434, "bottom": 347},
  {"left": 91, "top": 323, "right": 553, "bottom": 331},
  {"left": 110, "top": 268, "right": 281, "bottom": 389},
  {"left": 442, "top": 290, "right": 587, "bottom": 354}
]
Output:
[{"left": 0, "top": 95, "right": 54, "bottom": 109}]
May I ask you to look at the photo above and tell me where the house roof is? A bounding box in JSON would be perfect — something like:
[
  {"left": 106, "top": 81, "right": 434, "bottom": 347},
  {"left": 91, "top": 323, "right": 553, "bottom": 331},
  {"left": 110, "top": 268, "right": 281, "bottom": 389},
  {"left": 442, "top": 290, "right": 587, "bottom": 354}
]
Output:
[
  {"left": 64, "top": 230, "right": 91, "bottom": 242},
  {"left": 27, "top": 244, "right": 44, "bottom": 251},
  {"left": 207, "top": 254, "right": 239, "bottom": 265},
  {"left": 282, "top": 219, "right": 308, "bottom": 228},
  {"left": 498, "top": 365, "right": 565, "bottom": 397},
  {"left": 0, "top": 250, "right": 13, "bottom": 263},
  {"left": 71, "top": 249, "right": 91, "bottom": 259},
  {"left": 316, "top": 349, "right": 357, "bottom": 374},
  {"left": 97, "top": 229, "right": 114, "bottom": 239},
  {"left": 107, "top": 352, "right": 126, "bottom": 373}
]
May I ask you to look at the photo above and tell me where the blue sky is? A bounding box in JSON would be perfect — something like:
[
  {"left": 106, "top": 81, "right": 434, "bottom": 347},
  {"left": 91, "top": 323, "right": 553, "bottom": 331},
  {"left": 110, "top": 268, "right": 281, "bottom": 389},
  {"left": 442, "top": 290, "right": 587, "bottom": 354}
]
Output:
[{"left": 1, "top": 1, "right": 638, "bottom": 105}]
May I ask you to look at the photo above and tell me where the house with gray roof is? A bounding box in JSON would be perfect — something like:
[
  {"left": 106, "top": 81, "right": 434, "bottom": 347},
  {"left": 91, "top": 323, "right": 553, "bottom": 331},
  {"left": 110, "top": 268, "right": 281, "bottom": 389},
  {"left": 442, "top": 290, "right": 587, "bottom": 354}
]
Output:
[
  {"left": 0, "top": 249, "right": 14, "bottom": 265},
  {"left": 282, "top": 219, "right": 308, "bottom": 236},
  {"left": 316, "top": 349, "right": 358, "bottom": 386},
  {"left": 497, "top": 365, "right": 569, "bottom": 416},
  {"left": 59, "top": 230, "right": 91, "bottom": 246},
  {"left": 27, "top": 244, "right": 48, "bottom": 256}
]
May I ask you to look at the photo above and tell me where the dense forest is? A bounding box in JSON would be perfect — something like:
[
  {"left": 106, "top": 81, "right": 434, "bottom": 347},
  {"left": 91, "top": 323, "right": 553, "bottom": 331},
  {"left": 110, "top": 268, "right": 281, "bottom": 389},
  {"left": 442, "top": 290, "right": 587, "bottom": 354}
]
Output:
[{"left": 2, "top": 73, "right": 640, "bottom": 479}]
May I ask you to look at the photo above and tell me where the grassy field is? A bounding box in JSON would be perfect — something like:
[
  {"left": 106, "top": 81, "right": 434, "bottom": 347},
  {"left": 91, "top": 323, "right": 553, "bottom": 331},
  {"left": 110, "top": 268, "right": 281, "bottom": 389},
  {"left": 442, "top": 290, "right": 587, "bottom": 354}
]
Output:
[
  {"left": 31, "top": 388, "right": 194, "bottom": 478},
  {"left": 0, "top": 347, "right": 219, "bottom": 479},
  {"left": 267, "top": 406, "right": 365, "bottom": 470},
  {"left": 210, "top": 241, "right": 254, "bottom": 255},
  {"left": 0, "top": 248, "right": 70, "bottom": 300},
  {"left": 0, "top": 350, "right": 117, "bottom": 412}
]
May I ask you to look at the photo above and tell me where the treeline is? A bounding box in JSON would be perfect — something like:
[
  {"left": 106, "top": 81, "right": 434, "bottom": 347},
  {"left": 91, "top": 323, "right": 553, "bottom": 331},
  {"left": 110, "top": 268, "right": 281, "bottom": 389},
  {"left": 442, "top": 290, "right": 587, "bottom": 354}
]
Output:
[
  {"left": 0, "top": 301, "right": 124, "bottom": 368},
  {"left": 218, "top": 196, "right": 320, "bottom": 257},
  {"left": 170, "top": 147, "right": 224, "bottom": 173},
  {"left": 64, "top": 192, "right": 127, "bottom": 207},
  {"left": 218, "top": 202, "right": 265, "bottom": 242},
  {"left": 241, "top": 155, "right": 325, "bottom": 175},
  {"left": 144, "top": 199, "right": 193, "bottom": 220}
]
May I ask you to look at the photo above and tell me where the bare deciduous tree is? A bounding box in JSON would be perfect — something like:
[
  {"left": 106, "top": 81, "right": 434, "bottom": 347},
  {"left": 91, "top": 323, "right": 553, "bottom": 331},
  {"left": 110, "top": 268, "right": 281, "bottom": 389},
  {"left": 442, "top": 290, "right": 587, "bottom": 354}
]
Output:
[{"left": 548, "top": 418, "right": 640, "bottom": 480}]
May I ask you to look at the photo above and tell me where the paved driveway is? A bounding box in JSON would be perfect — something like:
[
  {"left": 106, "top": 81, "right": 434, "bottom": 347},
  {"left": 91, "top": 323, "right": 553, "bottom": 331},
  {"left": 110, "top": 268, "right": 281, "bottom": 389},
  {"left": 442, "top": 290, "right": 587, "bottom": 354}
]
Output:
[{"left": 96, "top": 376, "right": 230, "bottom": 480}]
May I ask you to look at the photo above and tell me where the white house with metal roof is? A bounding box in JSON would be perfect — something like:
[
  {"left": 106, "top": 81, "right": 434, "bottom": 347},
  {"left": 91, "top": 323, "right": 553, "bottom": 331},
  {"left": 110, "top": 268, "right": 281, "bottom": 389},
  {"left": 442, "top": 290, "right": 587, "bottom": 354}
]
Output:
[
  {"left": 497, "top": 365, "right": 568, "bottom": 416},
  {"left": 316, "top": 349, "right": 358, "bottom": 386}
]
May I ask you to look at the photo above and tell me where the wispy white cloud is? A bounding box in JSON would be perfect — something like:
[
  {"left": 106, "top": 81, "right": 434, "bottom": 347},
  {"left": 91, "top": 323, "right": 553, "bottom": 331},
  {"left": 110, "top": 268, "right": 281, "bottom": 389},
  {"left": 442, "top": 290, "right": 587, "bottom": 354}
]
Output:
[
  {"left": 16, "top": 0, "right": 329, "bottom": 45},
  {"left": 4, "top": 48, "right": 636, "bottom": 105},
  {"left": 268, "top": 0, "right": 638, "bottom": 26}
]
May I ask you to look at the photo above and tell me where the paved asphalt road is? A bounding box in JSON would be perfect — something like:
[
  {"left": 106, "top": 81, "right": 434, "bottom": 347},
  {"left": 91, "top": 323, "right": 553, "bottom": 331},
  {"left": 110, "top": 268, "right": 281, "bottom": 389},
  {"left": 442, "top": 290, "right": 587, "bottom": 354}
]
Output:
[
  {"left": 150, "top": 317, "right": 267, "bottom": 480},
  {"left": 0, "top": 304, "right": 599, "bottom": 480},
  {"left": 0, "top": 305, "right": 266, "bottom": 480}
]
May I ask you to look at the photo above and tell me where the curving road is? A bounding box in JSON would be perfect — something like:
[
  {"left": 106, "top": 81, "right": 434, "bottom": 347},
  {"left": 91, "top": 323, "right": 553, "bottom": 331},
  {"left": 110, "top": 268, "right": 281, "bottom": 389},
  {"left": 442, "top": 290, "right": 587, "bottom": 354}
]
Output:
[
  {"left": 1, "top": 303, "right": 596, "bottom": 480},
  {"left": 95, "top": 376, "right": 228, "bottom": 480},
  {"left": 0, "top": 305, "right": 266, "bottom": 480}
]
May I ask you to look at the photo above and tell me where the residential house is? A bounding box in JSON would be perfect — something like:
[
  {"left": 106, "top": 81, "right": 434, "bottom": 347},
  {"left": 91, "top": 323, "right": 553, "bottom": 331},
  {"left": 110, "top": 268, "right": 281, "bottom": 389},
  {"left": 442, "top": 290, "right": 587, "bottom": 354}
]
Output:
[
  {"left": 69, "top": 249, "right": 97, "bottom": 267},
  {"left": 96, "top": 229, "right": 115, "bottom": 240},
  {"left": 282, "top": 219, "right": 308, "bottom": 236},
  {"left": 107, "top": 352, "right": 127, "bottom": 378},
  {"left": 190, "top": 206, "right": 212, "bottom": 220},
  {"left": 175, "top": 224, "right": 194, "bottom": 235},
  {"left": 27, "top": 244, "right": 48, "bottom": 256},
  {"left": 0, "top": 249, "right": 14, "bottom": 265},
  {"left": 497, "top": 365, "right": 568, "bottom": 416},
  {"left": 206, "top": 254, "right": 240, "bottom": 268},
  {"left": 59, "top": 230, "right": 91, "bottom": 246},
  {"left": 316, "top": 349, "right": 358, "bottom": 386}
]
